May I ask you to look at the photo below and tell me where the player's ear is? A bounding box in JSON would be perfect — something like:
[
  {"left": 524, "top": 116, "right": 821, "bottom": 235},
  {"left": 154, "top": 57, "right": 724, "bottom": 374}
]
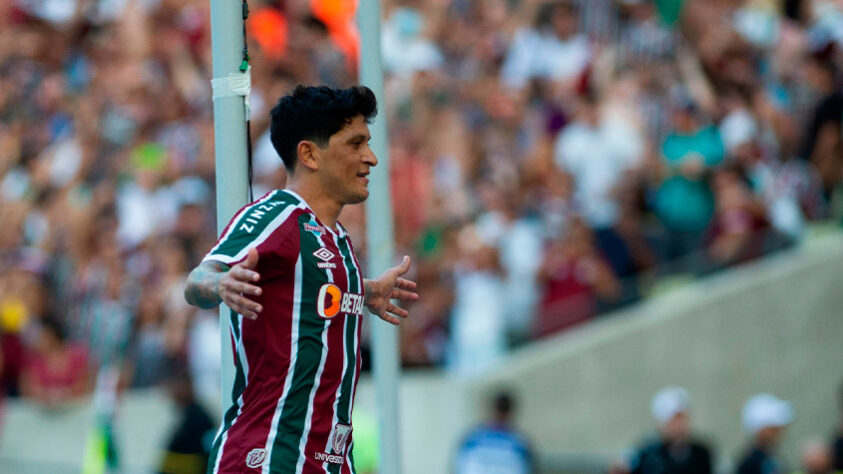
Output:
[{"left": 297, "top": 140, "right": 320, "bottom": 172}]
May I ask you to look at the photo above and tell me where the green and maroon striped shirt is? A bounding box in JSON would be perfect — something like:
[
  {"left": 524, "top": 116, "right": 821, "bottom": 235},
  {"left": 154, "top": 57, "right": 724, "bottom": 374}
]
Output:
[{"left": 204, "top": 189, "right": 364, "bottom": 474}]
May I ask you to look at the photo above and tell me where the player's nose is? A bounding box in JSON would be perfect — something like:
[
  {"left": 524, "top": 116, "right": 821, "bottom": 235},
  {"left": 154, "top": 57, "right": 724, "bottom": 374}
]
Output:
[{"left": 363, "top": 147, "right": 377, "bottom": 166}]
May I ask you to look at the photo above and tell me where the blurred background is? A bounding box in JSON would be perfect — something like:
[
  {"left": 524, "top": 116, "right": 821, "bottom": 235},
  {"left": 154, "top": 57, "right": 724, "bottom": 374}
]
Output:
[{"left": 0, "top": 0, "right": 842, "bottom": 473}]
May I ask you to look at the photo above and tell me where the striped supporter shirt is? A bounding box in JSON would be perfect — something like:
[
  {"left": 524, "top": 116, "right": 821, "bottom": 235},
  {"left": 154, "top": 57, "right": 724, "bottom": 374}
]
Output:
[{"left": 203, "top": 189, "right": 364, "bottom": 474}]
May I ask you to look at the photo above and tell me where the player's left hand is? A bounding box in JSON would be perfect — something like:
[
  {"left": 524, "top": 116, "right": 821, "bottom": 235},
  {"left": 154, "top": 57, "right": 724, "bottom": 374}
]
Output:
[{"left": 363, "top": 255, "right": 418, "bottom": 325}]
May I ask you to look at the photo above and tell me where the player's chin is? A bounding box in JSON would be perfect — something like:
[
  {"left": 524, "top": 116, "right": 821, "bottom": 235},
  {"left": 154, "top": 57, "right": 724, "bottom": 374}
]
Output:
[
  {"left": 342, "top": 191, "right": 369, "bottom": 205},
  {"left": 350, "top": 188, "right": 369, "bottom": 203}
]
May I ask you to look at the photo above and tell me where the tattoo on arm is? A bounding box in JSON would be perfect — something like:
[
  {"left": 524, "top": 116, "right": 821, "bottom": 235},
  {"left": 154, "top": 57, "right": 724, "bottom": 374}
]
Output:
[
  {"left": 184, "top": 261, "right": 231, "bottom": 309},
  {"left": 363, "top": 279, "right": 373, "bottom": 306}
]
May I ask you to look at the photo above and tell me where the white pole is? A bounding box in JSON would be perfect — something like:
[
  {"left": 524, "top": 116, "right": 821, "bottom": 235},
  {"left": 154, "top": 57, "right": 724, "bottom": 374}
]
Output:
[
  {"left": 358, "top": 1, "right": 403, "bottom": 473},
  {"left": 208, "top": 0, "right": 250, "bottom": 416}
]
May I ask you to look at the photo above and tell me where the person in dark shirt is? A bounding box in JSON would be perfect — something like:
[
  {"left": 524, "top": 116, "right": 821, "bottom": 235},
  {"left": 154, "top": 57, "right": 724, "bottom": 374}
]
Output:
[
  {"left": 620, "top": 386, "right": 713, "bottom": 474},
  {"left": 158, "top": 368, "right": 216, "bottom": 474},
  {"left": 736, "top": 393, "right": 793, "bottom": 474}
]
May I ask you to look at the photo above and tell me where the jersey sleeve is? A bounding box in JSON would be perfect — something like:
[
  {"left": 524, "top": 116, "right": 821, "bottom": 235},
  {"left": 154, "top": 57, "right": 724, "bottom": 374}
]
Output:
[{"left": 203, "top": 195, "right": 301, "bottom": 267}]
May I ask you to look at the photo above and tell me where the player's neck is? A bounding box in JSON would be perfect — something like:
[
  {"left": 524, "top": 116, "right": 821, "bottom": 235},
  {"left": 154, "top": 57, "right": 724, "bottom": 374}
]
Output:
[{"left": 286, "top": 181, "right": 342, "bottom": 231}]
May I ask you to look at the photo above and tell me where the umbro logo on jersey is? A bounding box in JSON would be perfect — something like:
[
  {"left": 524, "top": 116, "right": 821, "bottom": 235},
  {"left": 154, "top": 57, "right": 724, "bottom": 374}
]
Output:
[
  {"left": 245, "top": 448, "right": 267, "bottom": 468},
  {"left": 313, "top": 247, "right": 337, "bottom": 269},
  {"left": 313, "top": 247, "right": 335, "bottom": 262}
]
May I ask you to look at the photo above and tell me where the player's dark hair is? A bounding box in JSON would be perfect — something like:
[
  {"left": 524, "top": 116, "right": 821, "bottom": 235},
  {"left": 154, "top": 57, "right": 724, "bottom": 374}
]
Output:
[{"left": 269, "top": 85, "right": 378, "bottom": 173}]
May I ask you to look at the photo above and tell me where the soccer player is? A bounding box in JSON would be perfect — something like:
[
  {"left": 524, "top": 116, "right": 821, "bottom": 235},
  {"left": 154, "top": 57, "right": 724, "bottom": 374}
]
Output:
[{"left": 184, "top": 85, "right": 418, "bottom": 473}]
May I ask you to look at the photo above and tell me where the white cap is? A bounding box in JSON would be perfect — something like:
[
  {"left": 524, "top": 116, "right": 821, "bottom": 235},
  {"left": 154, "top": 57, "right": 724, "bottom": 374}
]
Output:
[
  {"left": 742, "top": 393, "right": 793, "bottom": 435},
  {"left": 651, "top": 386, "right": 691, "bottom": 425}
]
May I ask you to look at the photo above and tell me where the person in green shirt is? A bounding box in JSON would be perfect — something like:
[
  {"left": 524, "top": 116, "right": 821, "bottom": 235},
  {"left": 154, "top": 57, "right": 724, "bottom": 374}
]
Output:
[{"left": 654, "top": 101, "right": 725, "bottom": 271}]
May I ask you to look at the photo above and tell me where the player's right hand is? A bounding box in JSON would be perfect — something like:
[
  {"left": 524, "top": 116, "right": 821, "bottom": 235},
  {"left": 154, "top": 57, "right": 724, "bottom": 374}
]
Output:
[{"left": 218, "top": 247, "right": 263, "bottom": 320}]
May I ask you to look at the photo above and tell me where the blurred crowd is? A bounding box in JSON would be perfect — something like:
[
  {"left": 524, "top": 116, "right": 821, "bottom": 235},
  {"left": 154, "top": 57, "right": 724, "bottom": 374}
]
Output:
[
  {"left": 0, "top": 0, "right": 842, "bottom": 412},
  {"left": 380, "top": 0, "right": 843, "bottom": 376}
]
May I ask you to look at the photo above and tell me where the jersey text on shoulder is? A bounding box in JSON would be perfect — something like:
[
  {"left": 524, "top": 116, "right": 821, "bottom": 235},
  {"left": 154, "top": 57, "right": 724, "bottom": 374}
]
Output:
[{"left": 239, "top": 200, "right": 285, "bottom": 233}]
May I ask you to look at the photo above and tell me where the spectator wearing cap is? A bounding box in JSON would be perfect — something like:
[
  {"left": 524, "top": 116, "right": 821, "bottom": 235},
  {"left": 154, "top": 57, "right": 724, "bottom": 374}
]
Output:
[
  {"left": 454, "top": 391, "right": 534, "bottom": 474},
  {"left": 616, "top": 386, "right": 713, "bottom": 474},
  {"left": 736, "top": 393, "right": 794, "bottom": 474}
]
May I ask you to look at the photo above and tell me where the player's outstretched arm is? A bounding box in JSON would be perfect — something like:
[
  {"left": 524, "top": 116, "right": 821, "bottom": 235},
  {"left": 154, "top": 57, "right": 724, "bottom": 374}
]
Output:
[
  {"left": 184, "top": 248, "right": 264, "bottom": 319},
  {"left": 363, "top": 255, "right": 419, "bottom": 325}
]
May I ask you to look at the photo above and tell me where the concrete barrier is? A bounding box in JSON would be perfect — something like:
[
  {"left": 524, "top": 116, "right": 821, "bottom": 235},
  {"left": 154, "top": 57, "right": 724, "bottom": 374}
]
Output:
[{"left": 0, "top": 389, "right": 175, "bottom": 473}]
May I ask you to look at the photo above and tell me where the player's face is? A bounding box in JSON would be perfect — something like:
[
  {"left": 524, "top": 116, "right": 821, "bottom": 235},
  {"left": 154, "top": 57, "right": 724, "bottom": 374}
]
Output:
[{"left": 320, "top": 115, "right": 377, "bottom": 205}]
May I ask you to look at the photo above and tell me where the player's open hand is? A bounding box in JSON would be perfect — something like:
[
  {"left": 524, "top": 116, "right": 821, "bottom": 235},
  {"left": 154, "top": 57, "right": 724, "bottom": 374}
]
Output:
[
  {"left": 219, "top": 247, "right": 263, "bottom": 320},
  {"left": 363, "top": 255, "right": 419, "bottom": 325}
]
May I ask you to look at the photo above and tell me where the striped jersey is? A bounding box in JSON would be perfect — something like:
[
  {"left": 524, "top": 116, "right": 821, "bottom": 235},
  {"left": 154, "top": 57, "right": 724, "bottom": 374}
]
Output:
[{"left": 203, "top": 189, "right": 364, "bottom": 474}]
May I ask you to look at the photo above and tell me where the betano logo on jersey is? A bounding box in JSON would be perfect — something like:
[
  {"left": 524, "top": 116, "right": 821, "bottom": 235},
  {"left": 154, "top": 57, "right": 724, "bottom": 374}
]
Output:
[{"left": 317, "top": 283, "right": 364, "bottom": 319}]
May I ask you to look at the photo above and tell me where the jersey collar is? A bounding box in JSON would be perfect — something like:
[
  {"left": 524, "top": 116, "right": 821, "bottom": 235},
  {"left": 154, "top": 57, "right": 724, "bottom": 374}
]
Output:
[{"left": 280, "top": 188, "right": 347, "bottom": 238}]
